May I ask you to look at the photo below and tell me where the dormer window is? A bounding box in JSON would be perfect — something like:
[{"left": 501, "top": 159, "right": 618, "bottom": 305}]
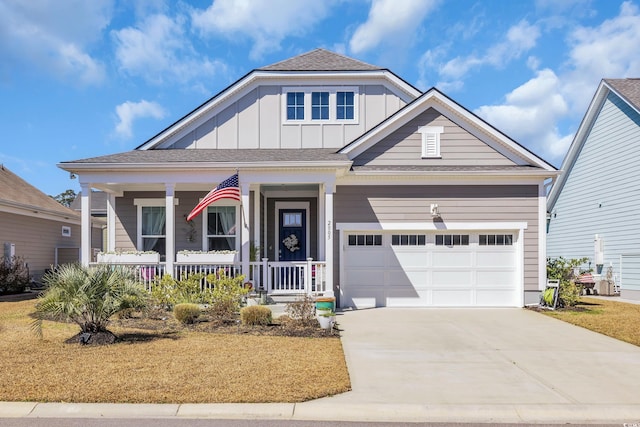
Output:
[
  {"left": 283, "top": 87, "right": 359, "bottom": 124},
  {"left": 419, "top": 126, "right": 444, "bottom": 158}
]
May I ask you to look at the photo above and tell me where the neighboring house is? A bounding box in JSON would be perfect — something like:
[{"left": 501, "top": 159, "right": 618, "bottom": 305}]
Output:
[
  {"left": 0, "top": 165, "right": 82, "bottom": 282},
  {"left": 59, "top": 49, "right": 557, "bottom": 308},
  {"left": 547, "top": 78, "right": 640, "bottom": 301}
]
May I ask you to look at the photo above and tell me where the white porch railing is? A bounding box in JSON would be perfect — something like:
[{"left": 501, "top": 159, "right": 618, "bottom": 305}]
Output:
[{"left": 93, "top": 258, "right": 327, "bottom": 294}]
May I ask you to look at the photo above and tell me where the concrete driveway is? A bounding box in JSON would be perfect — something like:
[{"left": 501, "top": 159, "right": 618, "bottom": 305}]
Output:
[{"left": 297, "top": 308, "right": 640, "bottom": 424}]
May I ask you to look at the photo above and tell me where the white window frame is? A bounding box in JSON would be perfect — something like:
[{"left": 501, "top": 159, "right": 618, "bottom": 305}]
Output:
[
  {"left": 282, "top": 86, "right": 359, "bottom": 124},
  {"left": 203, "top": 201, "right": 240, "bottom": 252},
  {"left": 134, "top": 198, "right": 179, "bottom": 252},
  {"left": 419, "top": 125, "right": 443, "bottom": 158}
]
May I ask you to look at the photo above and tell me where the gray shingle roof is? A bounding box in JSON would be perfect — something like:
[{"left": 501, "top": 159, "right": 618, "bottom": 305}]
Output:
[
  {"left": 605, "top": 78, "right": 640, "bottom": 109},
  {"left": 258, "top": 48, "right": 383, "bottom": 72},
  {"left": 0, "top": 165, "right": 79, "bottom": 218},
  {"left": 62, "top": 148, "right": 349, "bottom": 164}
]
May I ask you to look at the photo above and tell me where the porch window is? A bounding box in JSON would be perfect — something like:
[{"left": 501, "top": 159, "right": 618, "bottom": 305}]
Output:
[
  {"left": 206, "top": 205, "right": 237, "bottom": 251},
  {"left": 141, "top": 206, "right": 166, "bottom": 255}
]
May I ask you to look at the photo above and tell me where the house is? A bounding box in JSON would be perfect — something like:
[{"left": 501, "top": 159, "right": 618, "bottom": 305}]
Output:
[
  {"left": 0, "top": 165, "right": 85, "bottom": 282},
  {"left": 58, "top": 49, "right": 557, "bottom": 308},
  {"left": 70, "top": 190, "right": 108, "bottom": 253},
  {"left": 547, "top": 78, "right": 640, "bottom": 301}
]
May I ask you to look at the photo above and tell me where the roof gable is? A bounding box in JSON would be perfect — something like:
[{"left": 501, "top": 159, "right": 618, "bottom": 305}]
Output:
[
  {"left": 0, "top": 165, "right": 79, "bottom": 220},
  {"left": 548, "top": 79, "right": 640, "bottom": 209},
  {"left": 340, "top": 88, "right": 556, "bottom": 171}
]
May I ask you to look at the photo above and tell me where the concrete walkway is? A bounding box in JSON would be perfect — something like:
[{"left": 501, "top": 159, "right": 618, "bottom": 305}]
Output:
[{"left": 2, "top": 307, "right": 640, "bottom": 424}]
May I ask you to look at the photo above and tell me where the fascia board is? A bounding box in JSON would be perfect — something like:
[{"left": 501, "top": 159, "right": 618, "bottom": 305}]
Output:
[
  {"left": 138, "top": 70, "right": 420, "bottom": 151},
  {"left": 0, "top": 200, "right": 81, "bottom": 223},
  {"left": 547, "top": 81, "right": 609, "bottom": 210},
  {"left": 348, "top": 169, "right": 558, "bottom": 178}
]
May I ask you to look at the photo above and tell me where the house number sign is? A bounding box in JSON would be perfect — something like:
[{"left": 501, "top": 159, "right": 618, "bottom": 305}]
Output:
[{"left": 327, "top": 220, "right": 332, "bottom": 240}]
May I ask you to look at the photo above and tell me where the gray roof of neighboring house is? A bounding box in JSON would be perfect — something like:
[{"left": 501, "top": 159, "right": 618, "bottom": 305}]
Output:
[
  {"left": 0, "top": 165, "right": 79, "bottom": 218},
  {"left": 61, "top": 148, "right": 350, "bottom": 164},
  {"left": 605, "top": 78, "right": 640, "bottom": 110},
  {"left": 69, "top": 191, "right": 108, "bottom": 214},
  {"left": 258, "top": 48, "right": 383, "bottom": 72}
]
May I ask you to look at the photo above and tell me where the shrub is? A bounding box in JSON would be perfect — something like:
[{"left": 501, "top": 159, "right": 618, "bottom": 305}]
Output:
[
  {"left": 285, "top": 294, "right": 317, "bottom": 327},
  {"left": 240, "top": 305, "right": 272, "bottom": 326},
  {"left": 174, "top": 303, "right": 201, "bottom": 324},
  {"left": 205, "top": 270, "right": 248, "bottom": 321},
  {"left": 547, "top": 256, "right": 589, "bottom": 307},
  {"left": 150, "top": 273, "right": 203, "bottom": 309},
  {"left": 0, "top": 256, "right": 30, "bottom": 295},
  {"left": 32, "top": 263, "right": 148, "bottom": 337}
]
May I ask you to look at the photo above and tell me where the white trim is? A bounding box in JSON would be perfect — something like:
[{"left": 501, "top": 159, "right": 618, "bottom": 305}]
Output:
[
  {"left": 419, "top": 125, "right": 443, "bottom": 158},
  {"left": 275, "top": 201, "right": 310, "bottom": 261},
  {"left": 336, "top": 221, "right": 528, "bottom": 231},
  {"left": 107, "top": 193, "right": 116, "bottom": 252},
  {"left": 538, "top": 183, "right": 547, "bottom": 291},
  {"left": 282, "top": 86, "right": 359, "bottom": 125},
  {"left": 134, "top": 198, "right": 179, "bottom": 206}
]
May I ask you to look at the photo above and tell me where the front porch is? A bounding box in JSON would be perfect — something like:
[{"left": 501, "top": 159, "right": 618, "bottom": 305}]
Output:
[{"left": 93, "top": 258, "right": 328, "bottom": 296}]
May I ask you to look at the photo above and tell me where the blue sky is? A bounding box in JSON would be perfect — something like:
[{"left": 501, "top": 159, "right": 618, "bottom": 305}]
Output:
[{"left": 1, "top": 0, "right": 639, "bottom": 197}]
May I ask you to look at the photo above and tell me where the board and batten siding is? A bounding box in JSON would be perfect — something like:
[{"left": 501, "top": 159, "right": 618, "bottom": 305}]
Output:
[
  {"left": 333, "top": 185, "right": 539, "bottom": 295},
  {"left": 353, "top": 108, "right": 516, "bottom": 166},
  {"left": 547, "top": 91, "right": 640, "bottom": 297},
  {"left": 167, "top": 84, "right": 407, "bottom": 150},
  {"left": 0, "top": 211, "right": 81, "bottom": 280}
]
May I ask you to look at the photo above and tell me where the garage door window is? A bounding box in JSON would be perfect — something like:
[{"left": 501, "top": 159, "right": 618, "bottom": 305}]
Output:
[
  {"left": 348, "top": 234, "right": 382, "bottom": 246},
  {"left": 391, "top": 234, "right": 426, "bottom": 246},
  {"left": 435, "top": 234, "right": 469, "bottom": 246},
  {"left": 479, "top": 234, "right": 513, "bottom": 246}
]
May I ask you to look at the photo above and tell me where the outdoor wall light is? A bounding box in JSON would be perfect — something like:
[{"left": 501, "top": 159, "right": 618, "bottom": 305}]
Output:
[{"left": 430, "top": 203, "right": 441, "bottom": 218}]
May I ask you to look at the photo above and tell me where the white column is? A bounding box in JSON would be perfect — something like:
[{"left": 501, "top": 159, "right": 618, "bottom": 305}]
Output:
[
  {"left": 318, "top": 184, "right": 326, "bottom": 260},
  {"left": 80, "top": 183, "right": 92, "bottom": 266},
  {"left": 538, "top": 182, "right": 547, "bottom": 293},
  {"left": 107, "top": 193, "right": 116, "bottom": 252},
  {"left": 252, "top": 185, "right": 261, "bottom": 258},
  {"left": 165, "top": 184, "right": 175, "bottom": 274},
  {"left": 324, "top": 182, "right": 335, "bottom": 293},
  {"left": 241, "top": 183, "right": 251, "bottom": 280}
]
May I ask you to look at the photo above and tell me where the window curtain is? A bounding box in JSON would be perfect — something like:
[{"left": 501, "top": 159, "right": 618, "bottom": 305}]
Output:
[
  {"left": 142, "top": 207, "right": 166, "bottom": 252},
  {"left": 218, "top": 208, "right": 236, "bottom": 250}
]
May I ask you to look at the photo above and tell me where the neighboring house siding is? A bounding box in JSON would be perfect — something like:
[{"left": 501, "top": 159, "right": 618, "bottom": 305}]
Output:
[
  {"left": 353, "top": 108, "right": 516, "bottom": 166},
  {"left": 334, "top": 185, "right": 540, "bottom": 292},
  {"left": 166, "top": 84, "right": 407, "bottom": 150},
  {"left": 0, "top": 211, "right": 81, "bottom": 280},
  {"left": 547, "top": 92, "right": 640, "bottom": 295}
]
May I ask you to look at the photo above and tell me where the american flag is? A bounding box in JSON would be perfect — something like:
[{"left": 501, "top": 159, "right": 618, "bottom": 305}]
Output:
[{"left": 186, "top": 173, "right": 240, "bottom": 221}]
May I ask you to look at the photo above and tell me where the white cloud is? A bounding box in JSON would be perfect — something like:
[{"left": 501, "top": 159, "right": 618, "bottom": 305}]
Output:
[
  {"left": 113, "top": 13, "right": 227, "bottom": 85},
  {"left": 475, "top": 69, "right": 571, "bottom": 163},
  {"left": 114, "top": 100, "right": 167, "bottom": 139},
  {"left": 349, "top": 0, "right": 438, "bottom": 54},
  {"left": 439, "top": 20, "right": 540, "bottom": 81},
  {"left": 0, "top": 0, "right": 111, "bottom": 85},
  {"left": 562, "top": 0, "right": 640, "bottom": 113},
  {"left": 191, "top": 0, "right": 332, "bottom": 60}
]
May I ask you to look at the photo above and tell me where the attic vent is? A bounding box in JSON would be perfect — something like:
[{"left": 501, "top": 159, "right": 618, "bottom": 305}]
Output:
[{"left": 419, "top": 126, "right": 443, "bottom": 158}]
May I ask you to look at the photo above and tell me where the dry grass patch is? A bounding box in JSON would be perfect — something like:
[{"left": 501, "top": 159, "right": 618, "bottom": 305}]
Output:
[
  {"left": 541, "top": 297, "right": 640, "bottom": 347},
  {"left": 0, "top": 299, "right": 350, "bottom": 403}
]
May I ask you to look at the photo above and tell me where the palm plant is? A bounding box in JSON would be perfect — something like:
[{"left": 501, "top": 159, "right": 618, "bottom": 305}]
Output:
[{"left": 32, "top": 263, "right": 148, "bottom": 338}]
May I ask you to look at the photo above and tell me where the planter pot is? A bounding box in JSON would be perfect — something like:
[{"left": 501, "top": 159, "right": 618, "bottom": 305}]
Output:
[
  {"left": 97, "top": 253, "right": 159, "bottom": 264},
  {"left": 317, "top": 314, "right": 336, "bottom": 330},
  {"left": 176, "top": 253, "right": 238, "bottom": 263}
]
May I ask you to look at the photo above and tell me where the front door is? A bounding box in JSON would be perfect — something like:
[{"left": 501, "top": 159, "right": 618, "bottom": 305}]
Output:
[{"left": 279, "top": 209, "right": 306, "bottom": 261}]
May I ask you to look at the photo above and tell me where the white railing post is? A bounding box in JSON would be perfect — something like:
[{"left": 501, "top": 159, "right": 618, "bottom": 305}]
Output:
[
  {"left": 306, "top": 258, "right": 313, "bottom": 295},
  {"left": 262, "top": 257, "right": 269, "bottom": 293}
]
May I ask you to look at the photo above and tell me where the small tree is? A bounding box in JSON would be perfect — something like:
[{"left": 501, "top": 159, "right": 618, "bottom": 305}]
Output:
[
  {"left": 32, "top": 264, "right": 148, "bottom": 342},
  {"left": 51, "top": 189, "right": 77, "bottom": 208},
  {"left": 547, "top": 256, "right": 589, "bottom": 307}
]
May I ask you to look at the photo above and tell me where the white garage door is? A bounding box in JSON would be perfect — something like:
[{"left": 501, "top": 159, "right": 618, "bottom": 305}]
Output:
[{"left": 342, "top": 231, "right": 519, "bottom": 308}]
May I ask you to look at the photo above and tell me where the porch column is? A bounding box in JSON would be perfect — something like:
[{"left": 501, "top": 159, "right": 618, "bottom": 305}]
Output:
[
  {"left": 241, "top": 183, "right": 251, "bottom": 281},
  {"left": 80, "top": 183, "right": 92, "bottom": 266},
  {"left": 324, "top": 182, "right": 335, "bottom": 294},
  {"left": 165, "top": 184, "right": 175, "bottom": 274},
  {"left": 107, "top": 193, "right": 116, "bottom": 252},
  {"left": 252, "top": 185, "right": 261, "bottom": 259}
]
